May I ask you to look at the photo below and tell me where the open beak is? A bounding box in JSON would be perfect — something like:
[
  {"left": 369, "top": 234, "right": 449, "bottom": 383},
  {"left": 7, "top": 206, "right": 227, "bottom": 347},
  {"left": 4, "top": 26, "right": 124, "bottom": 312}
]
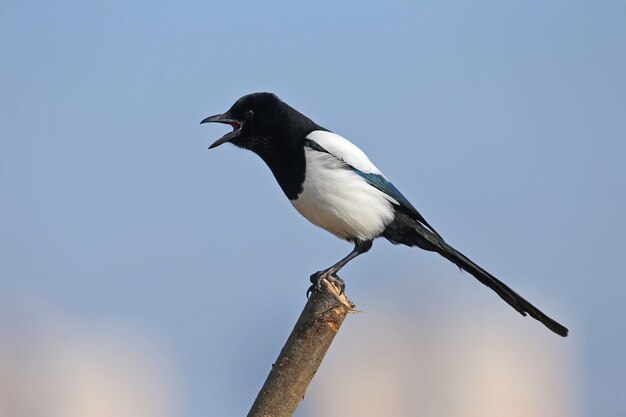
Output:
[{"left": 200, "top": 112, "right": 243, "bottom": 149}]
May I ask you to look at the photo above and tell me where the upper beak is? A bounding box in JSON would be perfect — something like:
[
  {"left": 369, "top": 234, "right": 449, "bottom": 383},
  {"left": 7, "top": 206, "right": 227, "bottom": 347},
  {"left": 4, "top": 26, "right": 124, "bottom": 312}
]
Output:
[{"left": 200, "top": 112, "right": 243, "bottom": 149}]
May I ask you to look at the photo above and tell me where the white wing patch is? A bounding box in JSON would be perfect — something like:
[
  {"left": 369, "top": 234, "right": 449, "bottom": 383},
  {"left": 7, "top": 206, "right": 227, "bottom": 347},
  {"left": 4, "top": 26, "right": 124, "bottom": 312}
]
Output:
[
  {"left": 303, "top": 131, "right": 444, "bottom": 240},
  {"left": 291, "top": 141, "right": 396, "bottom": 241},
  {"left": 305, "top": 130, "right": 383, "bottom": 175}
]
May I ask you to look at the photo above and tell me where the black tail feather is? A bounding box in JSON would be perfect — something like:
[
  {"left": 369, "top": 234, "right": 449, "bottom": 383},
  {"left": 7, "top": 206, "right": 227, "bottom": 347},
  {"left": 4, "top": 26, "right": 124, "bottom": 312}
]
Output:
[
  {"left": 383, "top": 214, "right": 569, "bottom": 337},
  {"left": 436, "top": 240, "right": 568, "bottom": 337}
]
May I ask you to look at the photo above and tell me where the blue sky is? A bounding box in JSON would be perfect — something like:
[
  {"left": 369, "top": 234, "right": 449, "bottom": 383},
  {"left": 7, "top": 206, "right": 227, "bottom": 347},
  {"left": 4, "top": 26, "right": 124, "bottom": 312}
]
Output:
[{"left": 1, "top": 1, "right": 625, "bottom": 416}]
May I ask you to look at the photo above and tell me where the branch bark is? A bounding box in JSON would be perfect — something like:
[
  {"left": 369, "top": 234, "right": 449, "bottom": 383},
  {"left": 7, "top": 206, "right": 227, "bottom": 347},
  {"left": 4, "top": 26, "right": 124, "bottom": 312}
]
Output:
[{"left": 247, "top": 277, "right": 355, "bottom": 417}]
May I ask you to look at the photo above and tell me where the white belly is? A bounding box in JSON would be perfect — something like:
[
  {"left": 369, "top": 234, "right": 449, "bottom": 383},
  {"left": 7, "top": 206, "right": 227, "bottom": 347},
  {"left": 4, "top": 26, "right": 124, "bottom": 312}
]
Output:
[{"left": 290, "top": 149, "right": 395, "bottom": 241}]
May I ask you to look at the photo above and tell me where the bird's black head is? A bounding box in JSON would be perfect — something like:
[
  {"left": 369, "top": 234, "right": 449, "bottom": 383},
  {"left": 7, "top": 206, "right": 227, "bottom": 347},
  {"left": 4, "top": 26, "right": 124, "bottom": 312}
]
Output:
[{"left": 201, "top": 92, "right": 321, "bottom": 155}]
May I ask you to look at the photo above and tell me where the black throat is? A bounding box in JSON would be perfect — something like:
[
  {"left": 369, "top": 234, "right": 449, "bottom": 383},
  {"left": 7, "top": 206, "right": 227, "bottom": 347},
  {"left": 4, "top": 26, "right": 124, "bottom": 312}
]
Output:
[
  {"left": 256, "top": 143, "right": 307, "bottom": 200},
  {"left": 237, "top": 103, "right": 325, "bottom": 200}
]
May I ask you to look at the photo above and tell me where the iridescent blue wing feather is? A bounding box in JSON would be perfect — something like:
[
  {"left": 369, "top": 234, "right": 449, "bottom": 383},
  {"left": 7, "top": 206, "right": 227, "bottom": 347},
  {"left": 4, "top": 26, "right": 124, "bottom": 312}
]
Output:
[
  {"left": 304, "top": 138, "right": 442, "bottom": 238},
  {"left": 351, "top": 170, "right": 442, "bottom": 239}
]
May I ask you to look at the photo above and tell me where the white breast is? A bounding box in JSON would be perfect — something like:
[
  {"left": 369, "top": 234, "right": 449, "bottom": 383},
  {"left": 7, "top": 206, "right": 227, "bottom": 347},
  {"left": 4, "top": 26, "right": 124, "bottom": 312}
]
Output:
[{"left": 290, "top": 146, "right": 395, "bottom": 241}]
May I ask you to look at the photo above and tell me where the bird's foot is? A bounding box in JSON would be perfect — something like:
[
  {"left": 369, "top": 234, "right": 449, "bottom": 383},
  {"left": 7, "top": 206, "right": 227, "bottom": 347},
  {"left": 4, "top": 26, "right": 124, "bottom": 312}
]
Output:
[{"left": 306, "top": 270, "right": 345, "bottom": 298}]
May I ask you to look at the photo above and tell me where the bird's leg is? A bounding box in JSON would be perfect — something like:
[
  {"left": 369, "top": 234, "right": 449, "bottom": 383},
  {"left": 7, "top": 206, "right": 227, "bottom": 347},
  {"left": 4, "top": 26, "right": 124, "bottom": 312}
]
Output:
[{"left": 307, "top": 239, "right": 373, "bottom": 297}]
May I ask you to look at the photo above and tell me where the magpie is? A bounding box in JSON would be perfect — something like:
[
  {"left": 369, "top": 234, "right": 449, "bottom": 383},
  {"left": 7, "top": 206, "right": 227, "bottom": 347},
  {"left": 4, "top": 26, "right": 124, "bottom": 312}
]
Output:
[{"left": 201, "top": 92, "right": 568, "bottom": 337}]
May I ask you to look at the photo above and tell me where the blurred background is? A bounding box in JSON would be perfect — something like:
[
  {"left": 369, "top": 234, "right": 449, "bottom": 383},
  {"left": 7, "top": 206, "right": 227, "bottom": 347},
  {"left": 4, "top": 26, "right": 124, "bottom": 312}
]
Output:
[{"left": 1, "top": 1, "right": 624, "bottom": 416}]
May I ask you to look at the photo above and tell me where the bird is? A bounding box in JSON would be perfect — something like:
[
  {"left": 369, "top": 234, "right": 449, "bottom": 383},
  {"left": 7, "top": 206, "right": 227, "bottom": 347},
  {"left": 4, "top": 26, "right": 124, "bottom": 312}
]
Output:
[{"left": 201, "top": 92, "right": 568, "bottom": 337}]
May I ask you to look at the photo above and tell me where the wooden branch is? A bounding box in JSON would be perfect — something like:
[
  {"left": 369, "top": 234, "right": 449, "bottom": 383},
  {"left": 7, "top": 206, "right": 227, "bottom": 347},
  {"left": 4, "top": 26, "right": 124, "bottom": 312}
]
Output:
[{"left": 247, "top": 277, "right": 355, "bottom": 417}]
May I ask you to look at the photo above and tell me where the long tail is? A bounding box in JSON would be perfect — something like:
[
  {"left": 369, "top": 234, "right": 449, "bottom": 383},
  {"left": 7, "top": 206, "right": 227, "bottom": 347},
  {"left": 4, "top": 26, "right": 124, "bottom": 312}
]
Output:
[
  {"left": 393, "top": 218, "right": 569, "bottom": 337},
  {"left": 436, "top": 239, "right": 568, "bottom": 337}
]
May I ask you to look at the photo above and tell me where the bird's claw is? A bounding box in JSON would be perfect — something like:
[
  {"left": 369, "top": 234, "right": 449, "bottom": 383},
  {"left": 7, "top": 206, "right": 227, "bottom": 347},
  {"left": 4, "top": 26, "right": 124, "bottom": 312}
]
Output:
[{"left": 306, "top": 270, "right": 345, "bottom": 298}]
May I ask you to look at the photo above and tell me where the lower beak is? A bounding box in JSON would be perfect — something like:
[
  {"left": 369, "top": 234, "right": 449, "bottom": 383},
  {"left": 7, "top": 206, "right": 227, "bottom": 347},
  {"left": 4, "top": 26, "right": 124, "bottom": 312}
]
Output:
[{"left": 200, "top": 113, "right": 243, "bottom": 149}]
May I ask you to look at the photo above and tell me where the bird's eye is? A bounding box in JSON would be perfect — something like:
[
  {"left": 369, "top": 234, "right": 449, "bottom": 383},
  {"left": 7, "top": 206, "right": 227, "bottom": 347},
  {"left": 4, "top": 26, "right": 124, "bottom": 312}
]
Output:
[{"left": 245, "top": 109, "right": 254, "bottom": 119}]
